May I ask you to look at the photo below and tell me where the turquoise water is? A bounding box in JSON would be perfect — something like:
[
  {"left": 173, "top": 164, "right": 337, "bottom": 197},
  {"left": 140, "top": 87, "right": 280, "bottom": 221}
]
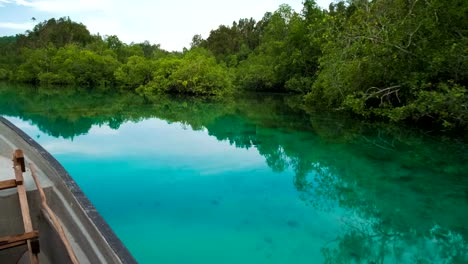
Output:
[{"left": 1, "top": 84, "right": 468, "bottom": 263}]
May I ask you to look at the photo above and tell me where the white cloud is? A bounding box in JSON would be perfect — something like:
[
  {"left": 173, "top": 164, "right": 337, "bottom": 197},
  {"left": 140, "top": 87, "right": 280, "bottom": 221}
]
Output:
[
  {"left": 14, "top": 0, "right": 110, "bottom": 12},
  {"left": 88, "top": 125, "right": 119, "bottom": 135},
  {"left": 0, "top": 21, "right": 34, "bottom": 29},
  {"left": 5, "top": 117, "right": 35, "bottom": 130},
  {"left": 82, "top": 17, "right": 122, "bottom": 37},
  {"left": 0, "top": 0, "right": 12, "bottom": 7},
  {"left": 42, "top": 140, "right": 120, "bottom": 156}
]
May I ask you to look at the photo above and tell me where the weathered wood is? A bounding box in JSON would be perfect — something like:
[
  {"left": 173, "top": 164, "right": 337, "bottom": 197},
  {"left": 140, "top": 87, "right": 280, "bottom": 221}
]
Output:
[
  {"left": 0, "top": 150, "right": 39, "bottom": 263},
  {"left": 13, "top": 164, "right": 38, "bottom": 264},
  {"left": 0, "top": 231, "right": 39, "bottom": 248},
  {"left": 27, "top": 240, "right": 39, "bottom": 264},
  {"left": 13, "top": 162, "right": 24, "bottom": 185},
  {"left": 0, "top": 240, "right": 25, "bottom": 250},
  {"left": 14, "top": 166, "right": 33, "bottom": 233},
  {"left": 30, "top": 163, "right": 79, "bottom": 264},
  {"left": 0, "top": 179, "right": 17, "bottom": 190},
  {"left": 13, "top": 149, "right": 26, "bottom": 172}
]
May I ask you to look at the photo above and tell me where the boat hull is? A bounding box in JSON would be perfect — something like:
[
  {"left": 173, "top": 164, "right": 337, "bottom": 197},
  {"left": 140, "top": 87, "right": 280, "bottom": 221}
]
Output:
[{"left": 0, "top": 117, "right": 136, "bottom": 264}]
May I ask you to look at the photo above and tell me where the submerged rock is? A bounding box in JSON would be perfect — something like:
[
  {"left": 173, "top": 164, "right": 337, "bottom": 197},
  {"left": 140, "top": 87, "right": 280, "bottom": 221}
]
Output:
[{"left": 286, "top": 220, "right": 299, "bottom": 228}]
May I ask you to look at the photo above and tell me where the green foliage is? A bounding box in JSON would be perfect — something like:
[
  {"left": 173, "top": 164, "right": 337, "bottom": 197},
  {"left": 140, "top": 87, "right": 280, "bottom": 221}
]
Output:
[
  {"left": 136, "top": 41, "right": 165, "bottom": 59},
  {"left": 114, "top": 56, "right": 155, "bottom": 89},
  {"left": 0, "top": 68, "right": 11, "bottom": 80},
  {"left": 14, "top": 46, "right": 56, "bottom": 83},
  {"left": 138, "top": 49, "right": 232, "bottom": 96},
  {"left": 201, "top": 18, "right": 261, "bottom": 64},
  {"left": 14, "top": 44, "right": 120, "bottom": 87},
  {"left": 104, "top": 35, "right": 144, "bottom": 62},
  {"left": 306, "top": 0, "right": 468, "bottom": 131},
  {"left": 234, "top": 2, "right": 324, "bottom": 93},
  {"left": 0, "top": 37, "right": 17, "bottom": 81},
  {"left": 17, "top": 17, "right": 93, "bottom": 48},
  {"left": 0, "top": 2, "right": 467, "bottom": 133},
  {"left": 58, "top": 48, "right": 120, "bottom": 87},
  {"left": 285, "top": 76, "right": 314, "bottom": 93},
  {"left": 387, "top": 83, "right": 468, "bottom": 130},
  {"left": 236, "top": 53, "right": 277, "bottom": 91}
]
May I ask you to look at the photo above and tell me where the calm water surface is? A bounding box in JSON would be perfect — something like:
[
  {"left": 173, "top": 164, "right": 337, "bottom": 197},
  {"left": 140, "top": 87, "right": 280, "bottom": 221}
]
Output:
[{"left": 1, "top": 84, "right": 467, "bottom": 263}]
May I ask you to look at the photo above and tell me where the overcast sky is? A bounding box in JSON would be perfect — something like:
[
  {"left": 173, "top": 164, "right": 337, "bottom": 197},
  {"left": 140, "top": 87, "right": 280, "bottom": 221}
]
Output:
[{"left": 0, "top": 0, "right": 332, "bottom": 51}]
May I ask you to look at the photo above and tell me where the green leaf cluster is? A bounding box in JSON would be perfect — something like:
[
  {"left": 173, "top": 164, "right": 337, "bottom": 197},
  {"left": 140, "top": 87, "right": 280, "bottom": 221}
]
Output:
[
  {"left": 304, "top": 0, "right": 468, "bottom": 131},
  {"left": 137, "top": 49, "right": 232, "bottom": 96}
]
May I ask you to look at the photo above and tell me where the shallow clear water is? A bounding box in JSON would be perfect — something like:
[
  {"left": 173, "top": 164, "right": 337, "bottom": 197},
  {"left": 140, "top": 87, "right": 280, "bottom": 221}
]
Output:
[{"left": 1, "top": 84, "right": 467, "bottom": 263}]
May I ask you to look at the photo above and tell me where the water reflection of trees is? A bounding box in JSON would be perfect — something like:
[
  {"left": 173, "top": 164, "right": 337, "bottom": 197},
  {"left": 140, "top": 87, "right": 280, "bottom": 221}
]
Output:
[
  {"left": 304, "top": 161, "right": 468, "bottom": 263},
  {"left": 0, "top": 84, "right": 142, "bottom": 138},
  {"left": 1, "top": 83, "right": 467, "bottom": 263}
]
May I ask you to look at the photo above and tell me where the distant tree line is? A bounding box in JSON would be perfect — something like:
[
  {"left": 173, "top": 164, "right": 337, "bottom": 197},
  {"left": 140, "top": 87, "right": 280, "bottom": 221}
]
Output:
[{"left": 0, "top": 0, "right": 467, "bottom": 132}]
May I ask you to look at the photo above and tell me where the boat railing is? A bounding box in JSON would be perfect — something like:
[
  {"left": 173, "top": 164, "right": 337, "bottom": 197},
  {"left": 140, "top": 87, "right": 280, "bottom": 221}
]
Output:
[
  {"left": 0, "top": 149, "right": 79, "bottom": 264},
  {"left": 0, "top": 149, "right": 40, "bottom": 263}
]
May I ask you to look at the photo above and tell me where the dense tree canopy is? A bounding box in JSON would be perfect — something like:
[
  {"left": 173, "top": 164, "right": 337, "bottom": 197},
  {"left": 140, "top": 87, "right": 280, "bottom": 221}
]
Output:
[
  {"left": 17, "top": 17, "right": 94, "bottom": 49},
  {"left": 0, "top": 0, "right": 466, "bottom": 133},
  {"left": 308, "top": 0, "right": 468, "bottom": 131},
  {"left": 136, "top": 48, "right": 232, "bottom": 96}
]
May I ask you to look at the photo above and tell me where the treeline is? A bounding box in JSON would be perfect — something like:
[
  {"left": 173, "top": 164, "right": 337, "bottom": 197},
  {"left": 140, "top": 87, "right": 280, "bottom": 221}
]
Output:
[
  {"left": 0, "top": 0, "right": 467, "bottom": 132},
  {"left": 0, "top": 17, "right": 232, "bottom": 95}
]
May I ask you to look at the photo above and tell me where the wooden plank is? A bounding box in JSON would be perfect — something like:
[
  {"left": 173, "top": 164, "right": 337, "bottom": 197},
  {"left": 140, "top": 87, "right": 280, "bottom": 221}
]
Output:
[
  {"left": 0, "top": 179, "right": 17, "bottom": 190},
  {"left": 30, "top": 163, "right": 79, "bottom": 264},
  {"left": 14, "top": 165, "right": 32, "bottom": 233},
  {"left": 0, "top": 231, "right": 39, "bottom": 247},
  {"left": 14, "top": 149, "right": 26, "bottom": 172},
  {"left": 13, "top": 162, "right": 24, "bottom": 185},
  {"left": 0, "top": 241, "right": 25, "bottom": 250},
  {"left": 13, "top": 165, "right": 38, "bottom": 264}
]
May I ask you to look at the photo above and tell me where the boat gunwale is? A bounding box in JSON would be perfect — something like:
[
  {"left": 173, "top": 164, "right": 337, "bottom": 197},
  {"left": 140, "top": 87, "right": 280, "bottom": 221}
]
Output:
[{"left": 0, "top": 116, "right": 137, "bottom": 264}]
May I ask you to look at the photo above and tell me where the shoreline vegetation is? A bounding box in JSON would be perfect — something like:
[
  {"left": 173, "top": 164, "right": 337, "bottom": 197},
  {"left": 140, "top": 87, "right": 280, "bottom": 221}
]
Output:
[{"left": 0, "top": 0, "right": 466, "bottom": 134}]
